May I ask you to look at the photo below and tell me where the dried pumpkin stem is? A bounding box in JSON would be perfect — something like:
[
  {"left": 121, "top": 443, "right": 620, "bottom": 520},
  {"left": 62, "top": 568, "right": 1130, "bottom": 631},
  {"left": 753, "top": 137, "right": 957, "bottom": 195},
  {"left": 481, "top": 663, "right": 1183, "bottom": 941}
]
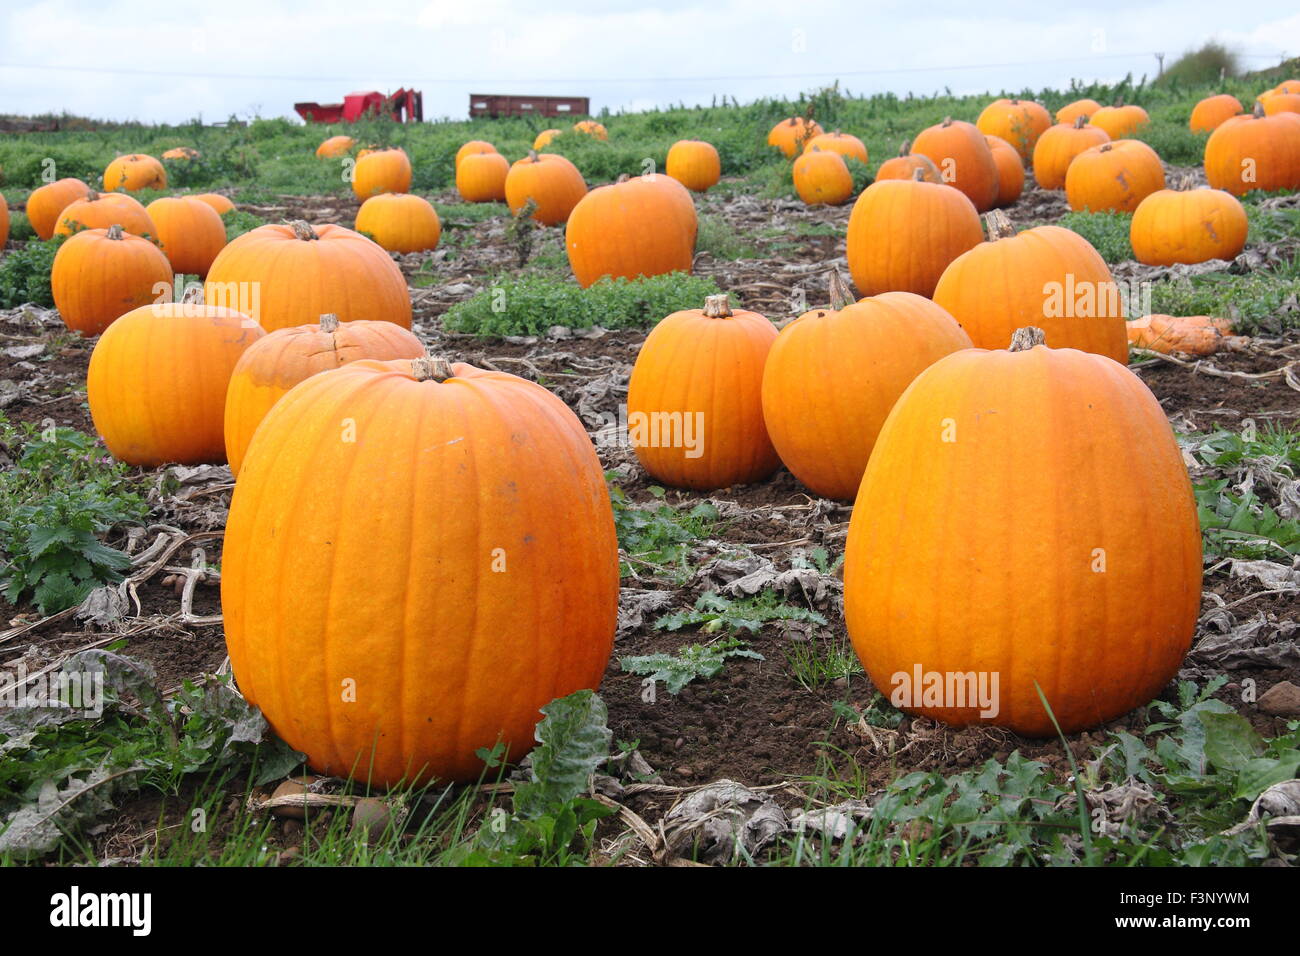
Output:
[
  {"left": 290, "top": 220, "right": 319, "bottom": 241},
  {"left": 1177, "top": 172, "right": 1199, "bottom": 191},
  {"left": 1073, "top": 115, "right": 1088, "bottom": 129},
  {"left": 898, "top": 139, "right": 911, "bottom": 157},
  {"left": 912, "top": 167, "right": 928, "bottom": 182},
  {"left": 319, "top": 313, "right": 340, "bottom": 332},
  {"left": 702, "top": 294, "right": 733, "bottom": 319},
  {"left": 181, "top": 285, "right": 204, "bottom": 305},
  {"left": 106, "top": 224, "right": 124, "bottom": 240},
  {"left": 528, "top": 149, "right": 539, "bottom": 162},
  {"left": 86, "top": 189, "right": 101, "bottom": 202},
  {"left": 828, "top": 270, "right": 855, "bottom": 310},
  {"left": 942, "top": 116, "right": 953, "bottom": 127},
  {"left": 411, "top": 356, "right": 455, "bottom": 382},
  {"left": 1009, "top": 327, "right": 1046, "bottom": 351},
  {"left": 984, "top": 209, "right": 1016, "bottom": 241},
  {"left": 1253, "top": 102, "right": 1265, "bottom": 118}
]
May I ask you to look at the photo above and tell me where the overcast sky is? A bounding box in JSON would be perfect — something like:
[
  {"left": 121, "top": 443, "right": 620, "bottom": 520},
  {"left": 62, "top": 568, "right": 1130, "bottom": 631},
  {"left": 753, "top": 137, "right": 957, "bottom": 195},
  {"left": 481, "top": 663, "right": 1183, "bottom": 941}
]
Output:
[{"left": 2, "top": 2, "right": 1297, "bottom": 124}]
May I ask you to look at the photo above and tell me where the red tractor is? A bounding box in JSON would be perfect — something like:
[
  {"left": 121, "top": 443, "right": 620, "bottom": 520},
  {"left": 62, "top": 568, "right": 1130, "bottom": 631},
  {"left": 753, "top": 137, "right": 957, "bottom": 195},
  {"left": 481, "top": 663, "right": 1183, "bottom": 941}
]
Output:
[{"left": 294, "top": 89, "right": 423, "bottom": 124}]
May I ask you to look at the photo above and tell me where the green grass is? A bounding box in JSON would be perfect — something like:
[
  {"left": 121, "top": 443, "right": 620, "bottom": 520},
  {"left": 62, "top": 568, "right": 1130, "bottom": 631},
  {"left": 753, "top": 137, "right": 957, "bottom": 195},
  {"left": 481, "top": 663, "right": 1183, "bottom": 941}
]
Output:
[
  {"left": 1149, "top": 270, "right": 1300, "bottom": 333},
  {"left": 1054, "top": 210, "right": 1134, "bottom": 263}
]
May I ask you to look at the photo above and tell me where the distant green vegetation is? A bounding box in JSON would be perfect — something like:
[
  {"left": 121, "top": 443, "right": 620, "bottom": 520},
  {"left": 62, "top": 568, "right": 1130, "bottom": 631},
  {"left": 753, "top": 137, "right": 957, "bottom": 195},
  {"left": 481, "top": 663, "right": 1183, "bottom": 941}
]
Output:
[{"left": 1156, "top": 41, "right": 1241, "bottom": 89}]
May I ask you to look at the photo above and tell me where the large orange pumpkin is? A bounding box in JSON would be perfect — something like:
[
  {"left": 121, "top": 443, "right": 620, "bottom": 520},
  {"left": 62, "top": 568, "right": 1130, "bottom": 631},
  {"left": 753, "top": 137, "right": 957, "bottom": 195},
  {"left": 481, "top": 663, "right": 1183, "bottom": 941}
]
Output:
[
  {"left": 792, "top": 148, "right": 854, "bottom": 205},
  {"left": 103, "top": 154, "right": 166, "bottom": 192},
  {"left": 912, "top": 117, "right": 1000, "bottom": 212},
  {"left": 666, "top": 139, "right": 722, "bottom": 192},
  {"left": 204, "top": 221, "right": 411, "bottom": 332},
  {"left": 874, "top": 141, "right": 943, "bottom": 183},
  {"left": 505, "top": 151, "right": 587, "bottom": 225},
  {"left": 1055, "top": 98, "right": 1102, "bottom": 125},
  {"left": 767, "top": 117, "right": 823, "bottom": 157},
  {"left": 1031, "top": 116, "right": 1110, "bottom": 189},
  {"left": 454, "top": 140, "right": 497, "bottom": 167},
  {"left": 221, "top": 356, "right": 619, "bottom": 785},
  {"left": 224, "top": 313, "right": 425, "bottom": 475},
  {"left": 626, "top": 295, "right": 779, "bottom": 490},
  {"left": 51, "top": 225, "right": 173, "bottom": 337},
  {"left": 1088, "top": 103, "right": 1150, "bottom": 139},
  {"left": 355, "top": 193, "right": 442, "bottom": 253},
  {"left": 1064, "top": 139, "right": 1165, "bottom": 213},
  {"left": 87, "top": 303, "right": 264, "bottom": 465},
  {"left": 352, "top": 147, "right": 412, "bottom": 199},
  {"left": 804, "top": 131, "right": 869, "bottom": 164},
  {"left": 1204, "top": 107, "right": 1300, "bottom": 195},
  {"left": 25, "top": 178, "right": 90, "bottom": 240},
  {"left": 932, "top": 212, "right": 1128, "bottom": 362},
  {"left": 145, "top": 196, "right": 227, "bottom": 276},
  {"left": 846, "top": 173, "right": 983, "bottom": 298},
  {"left": 455, "top": 151, "right": 509, "bottom": 202},
  {"left": 54, "top": 190, "right": 156, "bottom": 239},
  {"left": 984, "top": 135, "right": 1024, "bottom": 207},
  {"left": 761, "top": 276, "right": 973, "bottom": 500},
  {"left": 316, "top": 135, "right": 355, "bottom": 158},
  {"left": 1130, "top": 183, "right": 1248, "bottom": 266},
  {"left": 976, "top": 98, "right": 1052, "bottom": 161},
  {"left": 843, "top": 327, "right": 1201, "bottom": 735},
  {"left": 1189, "top": 94, "right": 1243, "bottom": 133},
  {"left": 565, "top": 175, "right": 695, "bottom": 287}
]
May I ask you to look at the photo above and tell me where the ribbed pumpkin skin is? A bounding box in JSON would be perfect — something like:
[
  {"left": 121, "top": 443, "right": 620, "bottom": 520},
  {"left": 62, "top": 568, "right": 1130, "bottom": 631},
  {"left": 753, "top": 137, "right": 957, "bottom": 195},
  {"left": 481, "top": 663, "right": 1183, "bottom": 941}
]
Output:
[
  {"left": 666, "top": 139, "right": 721, "bottom": 192},
  {"left": 505, "top": 153, "right": 587, "bottom": 225},
  {"left": 846, "top": 179, "right": 983, "bottom": 297},
  {"left": 1055, "top": 98, "right": 1101, "bottom": 124},
  {"left": 985, "top": 135, "right": 1025, "bottom": 207},
  {"left": 145, "top": 196, "right": 227, "bottom": 276},
  {"left": 455, "top": 152, "right": 509, "bottom": 202},
  {"left": 316, "top": 136, "right": 355, "bottom": 158},
  {"left": 221, "top": 360, "right": 619, "bottom": 785},
  {"left": 761, "top": 293, "right": 972, "bottom": 500},
  {"left": 627, "top": 305, "right": 779, "bottom": 490},
  {"left": 224, "top": 318, "right": 425, "bottom": 475},
  {"left": 793, "top": 149, "right": 854, "bottom": 205},
  {"left": 1130, "top": 187, "right": 1248, "bottom": 265},
  {"left": 932, "top": 225, "right": 1128, "bottom": 362},
  {"left": 1089, "top": 105, "right": 1149, "bottom": 139},
  {"left": 767, "top": 117, "right": 823, "bottom": 157},
  {"left": 1205, "top": 113, "right": 1300, "bottom": 195},
  {"left": 976, "top": 98, "right": 1052, "bottom": 161},
  {"left": 1031, "top": 122, "right": 1110, "bottom": 189},
  {"left": 355, "top": 193, "right": 442, "bottom": 253},
  {"left": 804, "top": 131, "right": 869, "bottom": 164},
  {"left": 875, "top": 152, "right": 942, "bottom": 183},
  {"left": 844, "top": 343, "right": 1201, "bottom": 735},
  {"left": 192, "top": 193, "right": 235, "bottom": 215},
  {"left": 1189, "top": 94, "right": 1242, "bottom": 133},
  {"left": 88, "top": 304, "right": 264, "bottom": 465},
  {"left": 51, "top": 228, "right": 173, "bottom": 337},
  {"left": 204, "top": 223, "right": 412, "bottom": 332},
  {"left": 352, "top": 148, "right": 412, "bottom": 198},
  {"left": 912, "top": 118, "right": 1000, "bottom": 212},
  {"left": 54, "top": 192, "right": 156, "bottom": 239},
  {"left": 103, "top": 154, "right": 166, "bottom": 192},
  {"left": 454, "top": 140, "right": 497, "bottom": 167},
  {"left": 1065, "top": 139, "right": 1165, "bottom": 212},
  {"left": 565, "top": 177, "right": 694, "bottom": 287},
  {"left": 26, "top": 178, "right": 89, "bottom": 240}
]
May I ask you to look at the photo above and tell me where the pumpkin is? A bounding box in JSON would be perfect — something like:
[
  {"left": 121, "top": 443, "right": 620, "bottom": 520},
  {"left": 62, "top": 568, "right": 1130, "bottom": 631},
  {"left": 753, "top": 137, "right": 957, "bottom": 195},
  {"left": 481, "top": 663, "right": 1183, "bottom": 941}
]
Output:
[
  {"left": 87, "top": 303, "right": 263, "bottom": 465},
  {"left": 455, "top": 140, "right": 497, "bottom": 167},
  {"left": 1189, "top": 94, "right": 1243, "bottom": 133},
  {"left": 646, "top": 172, "right": 698, "bottom": 245},
  {"left": 455, "top": 151, "right": 509, "bottom": 202},
  {"left": 843, "top": 326, "right": 1201, "bottom": 736},
  {"left": 316, "top": 135, "right": 355, "bottom": 158},
  {"left": 767, "top": 116, "right": 824, "bottom": 158},
  {"left": 355, "top": 193, "right": 442, "bottom": 253},
  {"left": 1262, "top": 79, "right": 1300, "bottom": 99},
  {"left": 804, "top": 131, "right": 869, "bottom": 165},
  {"left": 352, "top": 147, "right": 412, "bottom": 199},
  {"left": 573, "top": 120, "right": 608, "bottom": 140},
  {"left": 933, "top": 211, "right": 1128, "bottom": 362},
  {"left": 875, "top": 141, "right": 942, "bottom": 183},
  {"left": 224, "top": 312, "right": 425, "bottom": 475},
  {"left": 145, "top": 196, "right": 227, "bottom": 277},
  {"left": 1031, "top": 116, "right": 1110, "bottom": 190},
  {"left": 792, "top": 147, "right": 854, "bottom": 205},
  {"left": 222, "top": 355, "right": 618, "bottom": 785},
  {"left": 911, "top": 116, "right": 1000, "bottom": 212},
  {"left": 976, "top": 98, "right": 1052, "bottom": 161},
  {"left": 51, "top": 225, "right": 173, "bottom": 337},
  {"left": 1130, "top": 181, "right": 1247, "bottom": 266},
  {"left": 1262, "top": 92, "right": 1300, "bottom": 117},
  {"left": 626, "top": 294, "right": 779, "bottom": 490},
  {"left": 356, "top": 145, "right": 381, "bottom": 160},
  {"left": 533, "top": 129, "right": 561, "bottom": 150},
  {"left": 54, "top": 190, "right": 156, "bottom": 239},
  {"left": 1204, "top": 106, "right": 1300, "bottom": 195},
  {"left": 1088, "top": 103, "right": 1150, "bottom": 139},
  {"left": 565, "top": 175, "right": 695, "bottom": 287},
  {"left": 192, "top": 192, "right": 235, "bottom": 215},
  {"left": 1055, "top": 98, "right": 1102, "bottom": 125},
  {"left": 103, "top": 153, "right": 166, "bottom": 192},
  {"left": 1065, "top": 139, "right": 1165, "bottom": 213},
  {"left": 761, "top": 274, "right": 972, "bottom": 500},
  {"left": 1127, "top": 314, "right": 1234, "bottom": 355},
  {"left": 984, "top": 135, "right": 1024, "bottom": 207},
  {"left": 162, "top": 147, "right": 199, "bottom": 161},
  {"left": 846, "top": 172, "right": 983, "bottom": 298},
  {"left": 666, "top": 139, "right": 722, "bottom": 192},
  {"left": 25, "top": 178, "right": 90, "bottom": 240},
  {"left": 505, "top": 151, "right": 587, "bottom": 225},
  {"left": 0, "top": 200, "right": 7, "bottom": 248},
  {"left": 204, "top": 221, "right": 411, "bottom": 332}
]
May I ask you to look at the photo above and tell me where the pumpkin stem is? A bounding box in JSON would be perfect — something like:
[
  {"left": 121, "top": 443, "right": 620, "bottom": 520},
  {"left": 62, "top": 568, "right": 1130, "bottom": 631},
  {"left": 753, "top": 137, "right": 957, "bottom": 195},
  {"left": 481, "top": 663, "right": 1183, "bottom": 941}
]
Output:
[
  {"left": 290, "top": 220, "right": 319, "bottom": 241},
  {"left": 898, "top": 140, "right": 911, "bottom": 157},
  {"left": 983, "top": 210, "right": 1016, "bottom": 241},
  {"left": 1177, "top": 172, "right": 1199, "bottom": 191},
  {"left": 181, "top": 284, "right": 204, "bottom": 304},
  {"left": 912, "top": 167, "right": 928, "bottom": 181},
  {"left": 828, "top": 270, "right": 855, "bottom": 310},
  {"left": 1073, "top": 115, "right": 1089, "bottom": 129},
  {"left": 86, "top": 189, "right": 100, "bottom": 202},
  {"left": 1009, "top": 327, "right": 1046, "bottom": 351},
  {"left": 702, "top": 294, "right": 733, "bottom": 319},
  {"left": 1253, "top": 102, "right": 1265, "bottom": 118},
  {"left": 411, "top": 356, "right": 455, "bottom": 382},
  {"left": 106, "top": 224, "right": 124, "bottom": 240},
  {"left": 616, "top": 173, "right": 631, "bottom": 183},
  {"left": 319, "top": 313, "right": 340, "bottom": 332},
  {"left": 528, "top": 149, "right": 540, "bottom": 162},
  {"left": 942, "top": 116, "right": 953, "bottom": 127},
  {"left": 1099, "top": 143, "right": 1113, "bottom": 152}
]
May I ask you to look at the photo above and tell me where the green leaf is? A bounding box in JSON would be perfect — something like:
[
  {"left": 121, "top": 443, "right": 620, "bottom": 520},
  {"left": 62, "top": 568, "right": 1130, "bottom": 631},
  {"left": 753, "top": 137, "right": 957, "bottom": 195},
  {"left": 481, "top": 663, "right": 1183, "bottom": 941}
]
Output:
[
  {"left": 1234, "top": 753, "right": 1300, "bottom": 801},
  {"left": 513, "top": 690, "right": 611, "bottom": 820},
  {"left": 1200, "top": 711, "right": 1266, "bottom": 773}
]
